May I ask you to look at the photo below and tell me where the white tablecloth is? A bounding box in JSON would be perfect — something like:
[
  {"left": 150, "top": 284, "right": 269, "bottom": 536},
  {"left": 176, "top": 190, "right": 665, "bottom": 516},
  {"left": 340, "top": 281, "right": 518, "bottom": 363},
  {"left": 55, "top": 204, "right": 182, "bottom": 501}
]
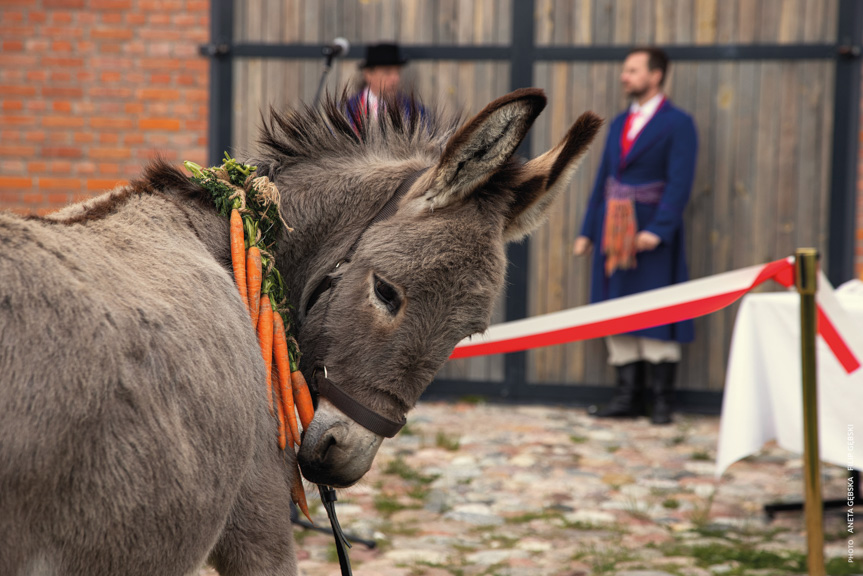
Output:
[{"left": 716, "top": 280, "right": 863, "bottom": 477}]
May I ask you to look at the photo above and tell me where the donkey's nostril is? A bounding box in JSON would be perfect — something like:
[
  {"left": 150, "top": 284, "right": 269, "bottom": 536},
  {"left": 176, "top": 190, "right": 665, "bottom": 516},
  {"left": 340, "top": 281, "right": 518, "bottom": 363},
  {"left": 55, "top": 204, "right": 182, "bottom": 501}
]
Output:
[{"left": 319, "top": 431, "right": 338, "bottom": 460}]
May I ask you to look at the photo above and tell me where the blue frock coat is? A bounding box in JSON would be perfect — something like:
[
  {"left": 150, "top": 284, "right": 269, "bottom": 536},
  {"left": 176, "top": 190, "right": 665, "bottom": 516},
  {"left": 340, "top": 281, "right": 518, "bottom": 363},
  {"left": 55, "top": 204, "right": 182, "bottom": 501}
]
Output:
[{"left": 579, "top": 100, "right": 698, "bottom": 343}]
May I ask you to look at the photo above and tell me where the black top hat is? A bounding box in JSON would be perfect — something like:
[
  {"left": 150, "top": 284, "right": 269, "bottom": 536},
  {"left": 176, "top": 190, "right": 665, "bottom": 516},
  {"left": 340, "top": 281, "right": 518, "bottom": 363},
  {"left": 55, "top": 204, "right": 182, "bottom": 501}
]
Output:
[{"left": 360, "top": 43, "right": 408, "bottom": 69}]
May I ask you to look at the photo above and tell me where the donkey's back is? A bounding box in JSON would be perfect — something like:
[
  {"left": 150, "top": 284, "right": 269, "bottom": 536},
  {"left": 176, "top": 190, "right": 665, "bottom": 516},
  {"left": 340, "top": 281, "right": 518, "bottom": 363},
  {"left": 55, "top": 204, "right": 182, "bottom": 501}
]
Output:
[{"left": 0, "top": 186, "right": 296, "bottom": 575}]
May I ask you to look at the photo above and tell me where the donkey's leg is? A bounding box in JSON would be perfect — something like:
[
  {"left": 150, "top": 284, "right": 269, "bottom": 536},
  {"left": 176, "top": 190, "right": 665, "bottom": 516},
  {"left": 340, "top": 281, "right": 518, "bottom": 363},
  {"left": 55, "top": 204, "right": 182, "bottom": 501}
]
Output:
[{"left": 208, "top": 442, "right": 298, "bottom": 576}]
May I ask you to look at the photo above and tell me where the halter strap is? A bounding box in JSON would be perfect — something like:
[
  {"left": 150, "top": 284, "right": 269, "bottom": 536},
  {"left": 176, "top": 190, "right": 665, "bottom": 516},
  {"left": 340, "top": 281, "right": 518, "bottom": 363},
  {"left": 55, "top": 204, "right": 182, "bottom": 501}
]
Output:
[
  {"left": 316, "top": 370, "right": 406, "bottom": 437},
  {"left": 304, "top": 167, "right": 428, "bottom": 316},
  {"left": 304, "top": 167, "right": 428, "bottom": 438}
]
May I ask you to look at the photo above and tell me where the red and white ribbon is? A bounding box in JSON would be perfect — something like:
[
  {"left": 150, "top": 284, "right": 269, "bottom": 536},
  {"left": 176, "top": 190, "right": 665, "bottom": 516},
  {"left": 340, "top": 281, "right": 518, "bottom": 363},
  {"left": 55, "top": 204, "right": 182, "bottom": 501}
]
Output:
[{"left": 451, "top": 257, "right": 862, "bottom": 375}]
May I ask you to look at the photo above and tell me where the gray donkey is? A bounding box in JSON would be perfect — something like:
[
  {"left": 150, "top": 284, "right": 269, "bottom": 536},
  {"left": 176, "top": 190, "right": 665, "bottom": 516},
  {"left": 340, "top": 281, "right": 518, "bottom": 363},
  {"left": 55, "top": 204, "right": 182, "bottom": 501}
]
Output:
[{"left": 0, "top": 88, "right": 600, "bottom": 576}]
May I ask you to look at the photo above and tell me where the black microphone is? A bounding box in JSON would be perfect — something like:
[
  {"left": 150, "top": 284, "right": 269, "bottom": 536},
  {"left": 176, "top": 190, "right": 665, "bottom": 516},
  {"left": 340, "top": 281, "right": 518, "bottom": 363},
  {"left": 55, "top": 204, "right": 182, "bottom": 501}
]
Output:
[
  {"left": 322, "top": 37, "right": 350, "bottom": 59},
  {"left": 315, "top": 38, "right": 350, "bottom": 105}
]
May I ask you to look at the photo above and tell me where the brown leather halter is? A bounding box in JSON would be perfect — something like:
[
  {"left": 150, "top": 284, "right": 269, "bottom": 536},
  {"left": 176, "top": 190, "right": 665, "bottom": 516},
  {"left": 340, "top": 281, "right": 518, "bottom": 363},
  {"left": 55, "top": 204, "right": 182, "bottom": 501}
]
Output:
[{"left": 303, "top": 167, "right": 428, "bottom": 438}]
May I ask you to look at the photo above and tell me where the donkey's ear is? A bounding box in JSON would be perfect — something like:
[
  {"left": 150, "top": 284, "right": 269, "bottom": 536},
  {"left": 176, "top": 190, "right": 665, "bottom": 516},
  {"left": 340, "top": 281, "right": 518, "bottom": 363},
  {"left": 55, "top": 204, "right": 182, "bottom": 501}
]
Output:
[
  {"left": 420, "top": 88, "right": 547, "bottom": 210},
  {"left": 503, "top": 111, "right": 603, "bottom": 242}
]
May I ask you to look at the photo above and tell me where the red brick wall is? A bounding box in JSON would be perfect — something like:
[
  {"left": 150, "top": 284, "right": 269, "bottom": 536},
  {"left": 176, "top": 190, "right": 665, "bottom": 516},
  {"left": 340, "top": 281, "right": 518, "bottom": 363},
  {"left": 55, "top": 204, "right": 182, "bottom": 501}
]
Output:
[{"left": 0, "top": 0, "right": 209, "bottom": 215}]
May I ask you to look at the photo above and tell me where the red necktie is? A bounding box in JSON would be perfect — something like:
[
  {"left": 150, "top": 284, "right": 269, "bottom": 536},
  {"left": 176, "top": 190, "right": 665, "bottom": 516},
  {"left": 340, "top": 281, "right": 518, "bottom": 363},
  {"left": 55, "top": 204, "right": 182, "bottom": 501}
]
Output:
[{"left": 620, "top": 110, "right": 639, "bottom": 158}]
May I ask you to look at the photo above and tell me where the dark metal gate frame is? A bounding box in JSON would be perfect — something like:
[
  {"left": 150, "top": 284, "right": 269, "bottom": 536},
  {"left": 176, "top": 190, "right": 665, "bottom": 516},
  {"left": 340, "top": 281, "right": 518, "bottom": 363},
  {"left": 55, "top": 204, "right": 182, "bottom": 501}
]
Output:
[{"left": 203, "top": 0, "right": 862, "bottom": 412}]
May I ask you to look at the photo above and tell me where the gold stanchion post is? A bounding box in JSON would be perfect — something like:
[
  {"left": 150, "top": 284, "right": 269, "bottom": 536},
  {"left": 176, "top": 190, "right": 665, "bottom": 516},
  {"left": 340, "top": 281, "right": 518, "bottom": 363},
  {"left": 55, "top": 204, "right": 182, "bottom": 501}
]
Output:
[{"left": 795, "top": 248, "right": 825, "bottom": 576}]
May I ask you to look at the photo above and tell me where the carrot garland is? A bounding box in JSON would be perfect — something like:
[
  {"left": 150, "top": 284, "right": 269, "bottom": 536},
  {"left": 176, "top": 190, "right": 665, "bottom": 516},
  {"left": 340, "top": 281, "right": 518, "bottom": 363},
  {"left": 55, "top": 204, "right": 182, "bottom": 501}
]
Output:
[
  {"left": 273, "top": 313, "right": 300, "bottom": 447},
  {"left": 292, "top": 460, "right": 313, "bottom": 523},
  {"left": 291, "top": 368, "right": 315, "bottom": 432},
  {"left": 186, "top": 154, "right": 313, "bottom": 520},
  {"left": 257, "top": 294, "right": 274, "bottom": 414},
  {"left": 272, "top": 362, "right": 288, "bottom": 450},
  {"left": 229, "top": 209, "right": 249, "bottom": 314},
  {"left": 246, "top": 246, "right": 263, "bottom": 328}
]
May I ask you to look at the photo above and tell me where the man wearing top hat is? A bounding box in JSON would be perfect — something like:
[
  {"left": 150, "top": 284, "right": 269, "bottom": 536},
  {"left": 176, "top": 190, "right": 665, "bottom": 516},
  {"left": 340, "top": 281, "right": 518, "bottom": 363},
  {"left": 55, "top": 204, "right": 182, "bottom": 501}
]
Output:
[{"left": 346, "top": 42, "right": 418, "bottom": 128}]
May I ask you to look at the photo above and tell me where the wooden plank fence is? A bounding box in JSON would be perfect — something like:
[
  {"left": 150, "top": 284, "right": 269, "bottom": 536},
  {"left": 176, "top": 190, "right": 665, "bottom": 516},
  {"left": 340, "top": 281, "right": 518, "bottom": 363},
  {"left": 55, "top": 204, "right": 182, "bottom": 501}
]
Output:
[{"left": 227, "top": 0, "right": 840, "bottom": 394}]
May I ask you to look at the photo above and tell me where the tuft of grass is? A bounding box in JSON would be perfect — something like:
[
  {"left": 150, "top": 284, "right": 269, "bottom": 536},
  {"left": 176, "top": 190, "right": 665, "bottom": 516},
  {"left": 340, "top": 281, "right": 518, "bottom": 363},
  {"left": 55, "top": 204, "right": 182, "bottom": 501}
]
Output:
[
  {"left": 572, "top": 544, "right": 633, "bottom": 574},
  {"left": 400, "top": 421, "right": 418, "bottom": 436},
  {"left": 291, "top": 527, "right": 311, "bottom": 545},
  {"left": 562, "top": 519, "right": 596, "bottom": 530},
  {"left": 458, "top": 395, "right": 486, "bottom": 405},
  {"left": 657, "top": 540, "right": 862, "bottom": 575},
  {"left": 385, "top": 523, "right": 420, "bottom": 537},
  {"left": 690, "top": 450, "right": 712, "bottom": 461},
  {"left": 606, "top": 444, "right": 620, "bottom": 453},
  {"left": 407, "top": 485, "right": 431, "bottom": 501},
  {"left": 569, "top": 434, "right": 588, "bottom": 444},
  {"left": 662, "top": 498, "right": 680, "bottom": 509},
  {"left": 452, "top": 542, "right": 479, "bottom": 554},
  {"left": 826, "top": 556, "right": 863, "bottom": 575},
  {"left": 383, "top": 456, "right": 438, "bottom": 485},
  {"left": 667, "top": 420, "right": 692, "bottom": 447},
  {"left": 435, "top": 431, "right": 461, "bottom": 451},
  {"left": 505, "top": 509, "right": 563, "bottom": 524},
  {"left": 691, "top": 543, "right": 804, "bottom": 572},
  {"left": 373, "top": 493, "right": 416, "bottom": 516},
  {"left": 667, "top": 433, "right": 687, "bottom": 446},
  {"left": 483, "top": 534, "right": 519, "bottom": 549},
  {"left": 692, "top": 523, "right": 730, "bottom": 539},
  {"left": 686, "top": 489, "right": 716, "bottom": 529},
  {"left": 623, "top": 495, "right": 652, "bottom": 521},
  {"left": 325, "top": 543, "right": 340, "bottom": 564}
]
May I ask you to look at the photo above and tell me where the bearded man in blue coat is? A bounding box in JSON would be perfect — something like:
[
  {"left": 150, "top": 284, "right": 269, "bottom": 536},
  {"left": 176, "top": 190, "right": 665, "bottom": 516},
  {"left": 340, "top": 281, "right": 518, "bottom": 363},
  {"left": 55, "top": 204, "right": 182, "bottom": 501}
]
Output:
[{"left": 574, "top": 47, "right": 697, "bottom": 425}]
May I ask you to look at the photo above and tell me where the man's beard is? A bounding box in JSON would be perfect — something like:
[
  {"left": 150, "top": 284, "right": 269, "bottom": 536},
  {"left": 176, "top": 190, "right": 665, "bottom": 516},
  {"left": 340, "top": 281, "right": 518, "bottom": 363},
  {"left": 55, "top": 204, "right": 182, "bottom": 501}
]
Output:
[{"left": 625, "top": 85, "right": 649, "bottom": 99}]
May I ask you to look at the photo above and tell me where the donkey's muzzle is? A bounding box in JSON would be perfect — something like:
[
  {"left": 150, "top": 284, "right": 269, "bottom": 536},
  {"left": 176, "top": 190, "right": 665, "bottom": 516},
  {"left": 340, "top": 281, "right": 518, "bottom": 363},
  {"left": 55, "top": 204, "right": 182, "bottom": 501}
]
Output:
[
  {"left": 298, "top": 423, "right": 359, "bottom": 487},
  {"left": 297, "top": 399, "right": 383, "bottom": 487}
]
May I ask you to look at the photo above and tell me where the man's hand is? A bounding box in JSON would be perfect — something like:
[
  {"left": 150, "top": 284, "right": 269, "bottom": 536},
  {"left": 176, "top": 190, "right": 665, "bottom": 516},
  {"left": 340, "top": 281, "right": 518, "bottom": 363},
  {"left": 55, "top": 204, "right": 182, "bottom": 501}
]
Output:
[
  {"left": 573, "top": 236, "right": 592, "bottom": 256},
  {"left": 635, "top": 230, "right": 661, "bottom": 252}
]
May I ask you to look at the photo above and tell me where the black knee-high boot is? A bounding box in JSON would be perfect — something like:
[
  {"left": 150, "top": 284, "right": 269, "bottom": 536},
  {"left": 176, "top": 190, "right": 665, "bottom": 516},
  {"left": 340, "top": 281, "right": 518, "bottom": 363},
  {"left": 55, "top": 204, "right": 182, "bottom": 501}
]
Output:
[
  {"left": 588, "top": 361, "right": 646, "bottom": 418},
  {"left": 650, "top": 361, "right": 677, "bottom": 425}
]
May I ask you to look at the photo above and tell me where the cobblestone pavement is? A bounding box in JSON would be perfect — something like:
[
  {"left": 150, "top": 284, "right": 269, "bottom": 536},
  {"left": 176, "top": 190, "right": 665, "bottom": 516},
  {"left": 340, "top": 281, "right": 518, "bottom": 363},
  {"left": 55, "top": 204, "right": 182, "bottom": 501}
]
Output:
[{"left": 200, "top": 401, "right": 860, "bottom": 576}]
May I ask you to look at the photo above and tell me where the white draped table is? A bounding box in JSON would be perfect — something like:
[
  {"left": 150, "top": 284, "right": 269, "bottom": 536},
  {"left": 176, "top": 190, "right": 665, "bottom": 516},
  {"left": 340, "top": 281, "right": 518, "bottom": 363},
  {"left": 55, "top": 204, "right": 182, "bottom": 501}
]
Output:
[{"left": 716, "top": 280, "right": 863, "bottom": 477}]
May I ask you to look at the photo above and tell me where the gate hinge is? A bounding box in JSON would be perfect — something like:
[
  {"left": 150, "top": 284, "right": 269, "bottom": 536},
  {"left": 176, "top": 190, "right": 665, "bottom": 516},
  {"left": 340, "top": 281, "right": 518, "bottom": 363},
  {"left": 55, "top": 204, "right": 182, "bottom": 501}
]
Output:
[{"left": 198, "top": 43, "right": 231, "bottom": 57}]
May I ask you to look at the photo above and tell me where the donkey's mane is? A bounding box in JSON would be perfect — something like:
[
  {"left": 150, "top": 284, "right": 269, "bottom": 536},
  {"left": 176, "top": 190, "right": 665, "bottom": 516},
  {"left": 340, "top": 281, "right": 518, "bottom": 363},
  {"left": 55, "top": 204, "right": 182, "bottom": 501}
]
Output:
[
  {"left": 30, "top": 93, "right": 467, "bottom": 226},
  {"left": 28, "top": 158, "right": 214, "bottom": 226},
  {"left": 255, "top": 91, "right": 460, "bottom": 173}
]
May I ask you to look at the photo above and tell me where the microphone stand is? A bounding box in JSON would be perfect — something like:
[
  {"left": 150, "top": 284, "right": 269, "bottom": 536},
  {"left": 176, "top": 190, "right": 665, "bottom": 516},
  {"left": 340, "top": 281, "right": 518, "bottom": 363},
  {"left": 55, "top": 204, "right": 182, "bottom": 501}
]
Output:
[
  {"left": 313, "top": 51, "right": 338, "bottom": 109},
  {"left": 289, "top": 499, "right": 377, "bottom": 549}
]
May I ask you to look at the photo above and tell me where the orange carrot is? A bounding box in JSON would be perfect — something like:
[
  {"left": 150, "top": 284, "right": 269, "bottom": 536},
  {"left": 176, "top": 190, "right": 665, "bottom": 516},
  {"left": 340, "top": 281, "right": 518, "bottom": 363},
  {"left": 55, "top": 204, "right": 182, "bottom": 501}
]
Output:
[
  {"left": 291, "top": 369, "right": 315, "bottom": 431},
  {"left": 246, "top": 246, "right": 262, "bottom": 328},
  {"left": 229, "top": 209, "right": 249, "bottom": 313},
  {"left": 273, "top": 313, "right": 300, "bottom": 447},
  {"left": 272, "top": 362, "right": 287, "bottom": 450},
  {"left": 292, "top": 460, "right": 313, "bottom": 523},
  {"left": 257, "top": 295, "right": 274, "bottom": 418}
]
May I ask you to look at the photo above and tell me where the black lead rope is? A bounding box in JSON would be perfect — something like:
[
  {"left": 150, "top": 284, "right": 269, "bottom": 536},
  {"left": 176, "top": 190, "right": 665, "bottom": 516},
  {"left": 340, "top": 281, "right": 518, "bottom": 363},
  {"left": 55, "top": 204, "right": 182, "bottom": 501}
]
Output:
[
  {"left": 319, "top": 485, "right": 353, "bottom": 576},
  {"left": 303, "top": 168, "right": 429, "bottom": 576}
]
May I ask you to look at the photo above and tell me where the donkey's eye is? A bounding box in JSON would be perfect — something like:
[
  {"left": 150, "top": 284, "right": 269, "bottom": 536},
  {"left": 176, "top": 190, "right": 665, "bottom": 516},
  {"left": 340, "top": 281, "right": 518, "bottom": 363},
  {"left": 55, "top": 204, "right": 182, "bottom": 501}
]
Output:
[{"left": 373, "top": 275, "right": 402, "bottom": 314}]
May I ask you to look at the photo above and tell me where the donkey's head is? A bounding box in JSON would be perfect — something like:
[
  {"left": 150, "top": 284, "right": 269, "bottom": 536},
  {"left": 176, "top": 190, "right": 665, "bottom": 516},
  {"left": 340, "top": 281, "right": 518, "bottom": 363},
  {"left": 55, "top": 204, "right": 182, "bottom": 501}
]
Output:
[{"left": 259, "top": 89, "right": 601, "bottom": 487}]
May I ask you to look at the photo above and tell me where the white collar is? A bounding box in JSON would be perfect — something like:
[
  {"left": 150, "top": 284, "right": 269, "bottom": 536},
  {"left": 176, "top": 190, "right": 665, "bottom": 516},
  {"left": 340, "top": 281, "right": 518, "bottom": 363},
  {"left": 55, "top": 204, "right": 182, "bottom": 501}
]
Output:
[
  {"left": 364, "top": 88, "right": 380, "bottom": 107},
  {"left": 629, "top": 93, "right": 665, "bottom": 117}
]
